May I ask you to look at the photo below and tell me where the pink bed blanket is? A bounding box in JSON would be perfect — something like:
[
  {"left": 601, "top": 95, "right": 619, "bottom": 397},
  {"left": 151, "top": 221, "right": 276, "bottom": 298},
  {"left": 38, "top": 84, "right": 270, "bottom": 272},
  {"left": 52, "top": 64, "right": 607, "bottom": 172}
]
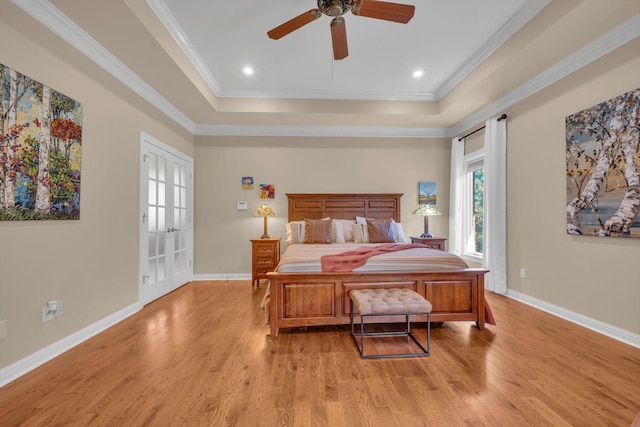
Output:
[{"left": 321, "top": 243, "right": 433, "bottom": 272}]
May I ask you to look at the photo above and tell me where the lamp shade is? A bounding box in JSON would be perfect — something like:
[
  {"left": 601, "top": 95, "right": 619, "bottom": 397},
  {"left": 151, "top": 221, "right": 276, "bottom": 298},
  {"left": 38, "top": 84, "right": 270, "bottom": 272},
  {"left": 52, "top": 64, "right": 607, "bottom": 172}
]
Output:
[
  {"left": 412, "top": 204, "right": 441, "bottom": 216},
  {"left": 252, "top": 204, "right": 277, "bottom": 217}
]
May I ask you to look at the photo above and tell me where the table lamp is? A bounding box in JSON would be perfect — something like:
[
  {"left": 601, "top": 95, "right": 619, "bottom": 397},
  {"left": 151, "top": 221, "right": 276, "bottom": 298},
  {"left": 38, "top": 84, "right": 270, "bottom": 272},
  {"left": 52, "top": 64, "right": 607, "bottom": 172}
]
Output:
[
  {"left": 412, "top": 204, "right": 441, "bottom": 238},
  {"left": 253, "top": 204, "right": 277, "bottom": 239}
]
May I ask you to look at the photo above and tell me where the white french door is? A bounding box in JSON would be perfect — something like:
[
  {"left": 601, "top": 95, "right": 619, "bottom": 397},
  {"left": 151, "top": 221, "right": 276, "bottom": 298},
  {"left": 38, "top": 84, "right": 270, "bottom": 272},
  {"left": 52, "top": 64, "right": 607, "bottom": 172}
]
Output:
[{"left": 139, "top": 132, "right": 193, "bottom": 305}]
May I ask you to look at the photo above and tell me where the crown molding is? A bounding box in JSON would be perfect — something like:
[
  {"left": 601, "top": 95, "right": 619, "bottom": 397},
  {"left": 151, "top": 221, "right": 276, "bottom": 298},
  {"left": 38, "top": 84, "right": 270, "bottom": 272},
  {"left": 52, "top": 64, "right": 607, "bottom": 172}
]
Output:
[
  {"left": 11, "top": 0, "right": 196, "bottom": 133},
  {"left": 452, "top": 12, "right": 640, "bottom": 136},
  {"left": 194, "top": 124, "right": 450, "bottom": 138},
  {"left": 435, "top": 0, "right": 551, "bottom": 100},
  {"left": 146, "top": 0, "right": 222, "bottom": 95},
  {"left": 217, "top": 88, "right": 437, "bottom": 102}
]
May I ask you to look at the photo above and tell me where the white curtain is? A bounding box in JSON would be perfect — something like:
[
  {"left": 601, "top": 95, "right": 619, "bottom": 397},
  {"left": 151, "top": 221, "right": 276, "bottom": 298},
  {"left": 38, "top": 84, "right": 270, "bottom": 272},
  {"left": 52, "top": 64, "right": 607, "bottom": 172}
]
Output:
[
  {"left": 483, "top": 117, "right": 507, "bottom": 294},
  {"left": 449, "top": 137, "right": 467, "bottom": 256}
]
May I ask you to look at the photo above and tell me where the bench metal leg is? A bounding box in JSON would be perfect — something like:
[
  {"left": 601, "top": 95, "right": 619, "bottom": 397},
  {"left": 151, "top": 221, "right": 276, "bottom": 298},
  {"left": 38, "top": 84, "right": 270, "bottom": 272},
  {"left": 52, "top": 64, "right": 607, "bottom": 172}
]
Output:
[{"left": 349, "top": 300, "right": 431, "bottom": 359}]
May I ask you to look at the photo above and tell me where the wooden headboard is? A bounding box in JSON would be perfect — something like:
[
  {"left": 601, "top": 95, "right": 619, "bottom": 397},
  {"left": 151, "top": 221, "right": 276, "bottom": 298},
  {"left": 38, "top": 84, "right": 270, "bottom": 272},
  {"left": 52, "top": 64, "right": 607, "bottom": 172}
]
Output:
[{"left": 287, "top": 193, "right": 402, "bottom": 222}]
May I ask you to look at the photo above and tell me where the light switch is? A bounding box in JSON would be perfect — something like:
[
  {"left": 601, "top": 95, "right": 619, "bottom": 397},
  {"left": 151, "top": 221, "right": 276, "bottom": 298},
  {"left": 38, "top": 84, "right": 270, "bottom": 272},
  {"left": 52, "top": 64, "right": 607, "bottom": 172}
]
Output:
[{"left": 237, "top": 201, "right": 247, "bottom": 211}]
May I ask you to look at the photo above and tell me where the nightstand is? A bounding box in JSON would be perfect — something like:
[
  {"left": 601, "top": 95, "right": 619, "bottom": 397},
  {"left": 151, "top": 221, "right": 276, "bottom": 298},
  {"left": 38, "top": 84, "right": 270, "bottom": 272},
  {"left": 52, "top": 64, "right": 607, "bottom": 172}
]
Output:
[
  {"left": 410, "top": 236, "right": 447, "bottom": 251},
  {"left": 251, "top": 238, "right": 280, "bottom": 287}
]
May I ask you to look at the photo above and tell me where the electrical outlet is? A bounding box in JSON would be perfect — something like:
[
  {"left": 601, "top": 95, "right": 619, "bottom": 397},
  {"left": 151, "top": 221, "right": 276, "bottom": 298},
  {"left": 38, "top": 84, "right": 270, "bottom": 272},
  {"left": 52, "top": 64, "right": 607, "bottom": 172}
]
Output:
[
  {"left": 42, "top": 306, "right": 54, "bottom": 322},
  {"left": 519, "top": 268, "right": 526, "bottom": 279},
  {"left": 54, "top": 301, "right": 63, "bottom": 317},
  {"left": 42, "top": 300, "right": 63, "bottom": 322}
]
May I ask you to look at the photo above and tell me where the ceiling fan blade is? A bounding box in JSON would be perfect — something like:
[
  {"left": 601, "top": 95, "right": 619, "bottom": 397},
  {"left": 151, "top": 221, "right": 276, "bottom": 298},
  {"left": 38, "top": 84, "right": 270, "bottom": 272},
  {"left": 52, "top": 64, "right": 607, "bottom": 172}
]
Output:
[
  {"left": 353, "top": 0, "right": 415, "bottom": 24},
  {"left": 330, "top": 17, "right": 348, "bottom": 60},
  {"left": 267, "top": 9, "right": 321, "bottom": 40}
]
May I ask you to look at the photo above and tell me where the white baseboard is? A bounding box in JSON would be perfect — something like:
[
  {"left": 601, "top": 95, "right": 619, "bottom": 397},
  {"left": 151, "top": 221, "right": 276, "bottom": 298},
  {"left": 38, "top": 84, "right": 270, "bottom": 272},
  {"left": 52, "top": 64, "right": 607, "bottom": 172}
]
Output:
[
  {"left": 193, "top": 273, "right": 251, "bottom": 281},
  {"left": 505, "top": 290, "right": 640, "bottom": 349},
  {"left": 0, "top": 302, "right": 141, "bottom": 388}
]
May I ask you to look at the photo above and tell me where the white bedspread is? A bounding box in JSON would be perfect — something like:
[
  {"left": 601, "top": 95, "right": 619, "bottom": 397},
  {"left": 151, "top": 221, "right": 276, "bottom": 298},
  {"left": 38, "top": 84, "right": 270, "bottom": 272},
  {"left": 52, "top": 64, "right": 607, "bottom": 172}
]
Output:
[{"left": 275, "top": 243, "right": 469, "bottom": 273}]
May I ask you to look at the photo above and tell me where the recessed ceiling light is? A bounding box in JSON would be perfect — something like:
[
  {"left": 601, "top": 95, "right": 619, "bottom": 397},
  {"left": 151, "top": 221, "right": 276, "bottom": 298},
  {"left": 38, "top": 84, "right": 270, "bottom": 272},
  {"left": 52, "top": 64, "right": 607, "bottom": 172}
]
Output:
[
  {"left": 243, "top": 66, "right": 254, "bottom": 76},
  {"left": 412, "top": 70, "right": 424, "bottom": 78}
]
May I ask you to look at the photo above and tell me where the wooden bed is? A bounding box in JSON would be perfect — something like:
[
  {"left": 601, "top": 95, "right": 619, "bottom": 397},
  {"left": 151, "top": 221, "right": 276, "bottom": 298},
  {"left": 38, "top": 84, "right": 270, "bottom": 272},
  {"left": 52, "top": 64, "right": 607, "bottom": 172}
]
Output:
[{"left": 267, "top": 193, "right": 489, "bottom": 337}]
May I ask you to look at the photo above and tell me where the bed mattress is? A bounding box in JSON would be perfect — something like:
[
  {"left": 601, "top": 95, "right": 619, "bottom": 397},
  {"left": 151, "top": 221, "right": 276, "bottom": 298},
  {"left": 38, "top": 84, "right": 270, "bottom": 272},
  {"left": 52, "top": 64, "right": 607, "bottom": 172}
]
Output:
[{"left": 275, "top": 243, "right": 469, "bottom": 273}]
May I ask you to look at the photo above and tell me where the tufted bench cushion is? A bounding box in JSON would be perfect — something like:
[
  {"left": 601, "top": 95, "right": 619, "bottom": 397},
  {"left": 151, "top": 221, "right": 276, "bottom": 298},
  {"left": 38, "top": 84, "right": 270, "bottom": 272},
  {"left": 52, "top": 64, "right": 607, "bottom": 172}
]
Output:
[{"left": 349, "top": 288, "right": 432, "bottom": 315}]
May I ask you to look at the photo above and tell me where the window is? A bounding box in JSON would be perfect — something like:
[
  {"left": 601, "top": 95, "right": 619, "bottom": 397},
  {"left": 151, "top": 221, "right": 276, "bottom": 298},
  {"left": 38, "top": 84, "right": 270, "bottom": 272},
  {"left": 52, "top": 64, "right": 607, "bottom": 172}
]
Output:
[{"left": 463, "top": 149, "right": 484, "bottom": 262}]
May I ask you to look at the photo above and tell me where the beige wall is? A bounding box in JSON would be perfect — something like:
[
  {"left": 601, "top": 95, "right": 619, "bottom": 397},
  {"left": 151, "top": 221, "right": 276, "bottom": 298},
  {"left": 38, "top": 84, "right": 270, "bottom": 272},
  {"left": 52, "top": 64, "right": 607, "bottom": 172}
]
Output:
[
  {"left": 504, "top": 38, "right": 640, "bottom": 335},
  {"left": 0, "top": 3, "right": 194, "bottom": 368},
  {"left": 193, "top": 137, "right": 452, "bottom": 274}
]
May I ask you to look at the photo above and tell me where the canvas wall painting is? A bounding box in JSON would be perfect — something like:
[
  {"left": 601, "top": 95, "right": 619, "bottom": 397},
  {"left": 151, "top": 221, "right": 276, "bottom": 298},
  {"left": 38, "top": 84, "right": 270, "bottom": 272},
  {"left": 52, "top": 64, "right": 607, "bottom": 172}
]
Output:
[
  {"left": 418, "top": 182, "right": 436, "bottom": 205},
  {"left": 242, "top": 176, "right": 253, "bottom": 189},
  {"left": 259, "top": 184, "right": 275, "bottom": 199},
  {"left": 566, "top": 88, "right": 639, "bottom": 238},
  {"left": 0, "top": 63, "right": 83, "bottom": 220}
]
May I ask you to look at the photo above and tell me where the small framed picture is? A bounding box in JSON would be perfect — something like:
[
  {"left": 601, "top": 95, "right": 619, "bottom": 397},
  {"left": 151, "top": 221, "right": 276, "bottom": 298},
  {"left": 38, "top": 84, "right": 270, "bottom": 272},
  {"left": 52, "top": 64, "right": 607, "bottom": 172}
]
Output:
[
  {"left": 418, "top": 182, "right": 436, "bottom": 205},
  {"left": 259, "top": 184, "right": 275, "bottom": 199},
  {"left": 241, "top": 176, "right": 253, "bottom": 189}
]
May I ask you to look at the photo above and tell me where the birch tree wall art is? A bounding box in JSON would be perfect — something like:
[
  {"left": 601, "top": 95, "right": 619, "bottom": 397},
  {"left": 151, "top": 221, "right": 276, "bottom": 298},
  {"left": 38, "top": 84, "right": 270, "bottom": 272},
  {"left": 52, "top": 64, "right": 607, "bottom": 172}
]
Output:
[
  {"left": 0, "top": 63, "right": 82, "bottom": 220},
  {"left": 566, "top": 88, "right": 639, "bottom": 238}
]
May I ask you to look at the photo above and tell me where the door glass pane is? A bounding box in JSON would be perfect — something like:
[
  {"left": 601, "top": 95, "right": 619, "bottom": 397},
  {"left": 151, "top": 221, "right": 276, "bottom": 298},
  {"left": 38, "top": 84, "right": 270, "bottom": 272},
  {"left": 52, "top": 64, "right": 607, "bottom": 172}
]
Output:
[
  {"left": 174, "top": 208, "right": 180, "bottom": 227},
  {"left": 180, "top": 188, "right": 186, "bottom": 208},
  {"left": 158, "top": 207, "right": 165, "bottom": 231},
  {"left": 158, "top": 182, "right": 166, "bottom": 206},
  {"left": 158, "top": 232, "right": 165, "bottom": 255},
  {"left": 148, "top": 234, "right": 157, "bottom": 257},
  {"left": 148, "top": 207, "right": 156, "bottom": 232},
  {"left": 174, "top": 164, "right": 180, "bottom": 185},
  {"left": 148, "top": 180, "right": 156, "bottom": 205},
  {"left": 158, "top": 158, "right": 166, "bottom": 181},
  {"left": 148, "top": 259, "right": 156, "bottom": 285},
  {"left": 148, "top": 154, "right": 157, "bottom": 179},
  {"left": 157, "top": 256, "right": 166, "bottom": 281}
]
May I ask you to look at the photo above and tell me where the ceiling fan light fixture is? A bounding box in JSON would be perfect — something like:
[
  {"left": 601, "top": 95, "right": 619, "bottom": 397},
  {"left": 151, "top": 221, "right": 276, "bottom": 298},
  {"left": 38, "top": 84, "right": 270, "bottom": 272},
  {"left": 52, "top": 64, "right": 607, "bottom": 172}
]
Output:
[
  {"left": 268, "top": 0, "right": 415, "bottom": 60},
  {"left": 318, "top": 0, "right": 354, "bottom": 17}
]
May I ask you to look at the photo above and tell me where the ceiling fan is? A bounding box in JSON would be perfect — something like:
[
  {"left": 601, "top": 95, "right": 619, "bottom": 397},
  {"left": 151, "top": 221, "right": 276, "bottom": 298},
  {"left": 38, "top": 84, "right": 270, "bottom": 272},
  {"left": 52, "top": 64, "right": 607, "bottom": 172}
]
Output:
[{"left": 267, "top": 0, "right": 415, "bottom": 60}]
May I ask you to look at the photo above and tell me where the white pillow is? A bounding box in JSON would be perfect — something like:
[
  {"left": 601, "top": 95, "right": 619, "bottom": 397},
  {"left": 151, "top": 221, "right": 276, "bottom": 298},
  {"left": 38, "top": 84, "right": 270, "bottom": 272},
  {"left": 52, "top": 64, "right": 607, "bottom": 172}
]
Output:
[
  {"left": 355, "top": 216, "right": 368, "bottom": 225},
  {"left": 352, "top": 223, "right": 369, "bottom": 243},
  {"left": 285, "top": 221, "right": 305, "bottom": 244},
  {"left": 392, "top": 220, "right": 408, "bottom": 243},
  {"left": 332, "top": 219, "right": 356, "bottom": 243},
  {"left": 334, "top": 222, "right": 346, "bottom": 243}
]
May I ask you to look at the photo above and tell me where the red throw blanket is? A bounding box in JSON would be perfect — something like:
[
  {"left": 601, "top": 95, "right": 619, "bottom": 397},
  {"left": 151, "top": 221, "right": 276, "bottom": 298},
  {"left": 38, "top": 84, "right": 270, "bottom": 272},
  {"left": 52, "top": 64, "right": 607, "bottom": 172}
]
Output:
[
  {"left": 320, "top": 243, "right": 497, "bottom": 326},
  {"left": 320, "top": 243, "right": 429, "bottom": 272}
]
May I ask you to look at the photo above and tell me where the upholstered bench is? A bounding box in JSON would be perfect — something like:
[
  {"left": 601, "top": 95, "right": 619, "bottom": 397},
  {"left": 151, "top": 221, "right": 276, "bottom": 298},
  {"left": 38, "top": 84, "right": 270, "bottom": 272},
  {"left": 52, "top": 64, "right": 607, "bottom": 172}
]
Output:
[{"left": 349, "top": 288, "right": 432, "bottom": 359}]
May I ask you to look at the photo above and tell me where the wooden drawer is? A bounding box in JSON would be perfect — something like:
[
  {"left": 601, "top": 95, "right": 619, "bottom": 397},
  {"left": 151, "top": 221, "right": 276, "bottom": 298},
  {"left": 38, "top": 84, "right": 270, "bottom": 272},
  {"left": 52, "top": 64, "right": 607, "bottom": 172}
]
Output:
[
  {"left": 253, "top": 243, "right": 276, "bottom": 256},
  {"left": 254, "top": 254, "right": 276, "bottom": 265}
]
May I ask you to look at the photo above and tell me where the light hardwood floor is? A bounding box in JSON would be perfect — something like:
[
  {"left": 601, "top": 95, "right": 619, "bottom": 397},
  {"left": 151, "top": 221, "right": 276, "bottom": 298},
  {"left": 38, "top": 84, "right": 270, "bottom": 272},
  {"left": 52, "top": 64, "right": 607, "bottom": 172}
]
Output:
[{"left": 0, "top": 281, "right": 639, "bottom": 426}]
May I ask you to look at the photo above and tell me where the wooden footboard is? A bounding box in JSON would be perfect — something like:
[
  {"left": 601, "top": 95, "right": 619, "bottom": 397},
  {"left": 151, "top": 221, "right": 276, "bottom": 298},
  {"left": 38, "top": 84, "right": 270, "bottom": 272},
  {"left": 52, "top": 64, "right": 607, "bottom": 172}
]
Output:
[{"left": 267, "top": 268, "right": 488, "bottom": 337}]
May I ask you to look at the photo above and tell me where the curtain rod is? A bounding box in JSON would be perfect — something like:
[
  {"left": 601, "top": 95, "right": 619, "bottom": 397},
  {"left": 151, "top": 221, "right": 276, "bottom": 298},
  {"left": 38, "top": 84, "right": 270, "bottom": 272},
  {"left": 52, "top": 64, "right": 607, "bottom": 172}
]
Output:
[{"left": 459, "top": 114, "right": 507, "bottom": 140}]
